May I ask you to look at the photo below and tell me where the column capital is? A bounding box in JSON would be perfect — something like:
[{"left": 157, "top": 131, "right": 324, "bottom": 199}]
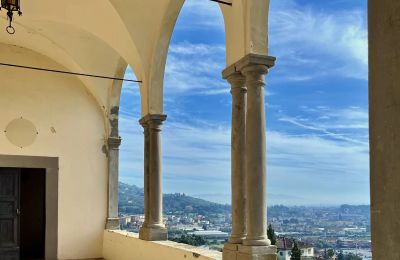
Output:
[
  {"left": 222, "top": 54, "right": 276, "bottom": 91},
  {"left": 108, "top": 136, "right": 122, "bottom": 149},
  {"left": 139, "top": 114, "right": 167, "bottom": 127},
  {"left": 222, "top": 68, "right": 246, "bottom": 97},
  {"left": 235, "top": 54, "right": 276, "bottom": 73}
]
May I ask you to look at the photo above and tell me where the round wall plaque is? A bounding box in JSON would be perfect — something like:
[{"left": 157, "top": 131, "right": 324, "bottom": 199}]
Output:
[{"left": 5, "top": 118, "right": 38, "bottom": 148}]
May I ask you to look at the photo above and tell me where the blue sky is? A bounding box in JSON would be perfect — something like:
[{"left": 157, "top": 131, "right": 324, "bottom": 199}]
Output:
[{"left": 119, "top": 0, "right": 369, "bottom": 206}]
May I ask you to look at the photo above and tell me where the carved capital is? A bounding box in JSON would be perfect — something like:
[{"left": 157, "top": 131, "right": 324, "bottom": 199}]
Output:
[
  {"left": 139, "top": 114, "right": 167, "bottom": 131},
  {"left": 228, "top": 72, "right": 247, "bottom": 92},
  {"left": 109, "top": 106, "right": 120, "bottom": 137},
  {"left": 222, "top": 54, "right": 275, "bottom": 91},
  {"left": 108, "top": 136, "right": 122, "bottom": 149}
]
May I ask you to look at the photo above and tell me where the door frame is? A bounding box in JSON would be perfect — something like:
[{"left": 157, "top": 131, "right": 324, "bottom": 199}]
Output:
[{"left": 0, "top": 155, "right": 58, "bottom": 260}]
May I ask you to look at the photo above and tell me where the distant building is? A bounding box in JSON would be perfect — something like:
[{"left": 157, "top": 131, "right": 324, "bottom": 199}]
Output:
[
  {"left": 276, "top": 237, "right": 315, "bottom": 260},
  {"left": 119, "top": 216, "right": 132, "bottom": 226},
  {"left": 188, "top": 230, "right": 229, "bottom": 239}
]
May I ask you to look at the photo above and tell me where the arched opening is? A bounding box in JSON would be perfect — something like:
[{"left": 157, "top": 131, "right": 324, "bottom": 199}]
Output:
[
  {"left": 118, "top": 0, "right": 232, "bottom": 246},
  {"left": 117, "top": 0, "right": 370, "bottom": 257},
  {"left": 118, "top": 66, "right": 145, "bottom": 231},
  {"left": 266, "top": 0, "right": 370, "bottom": 258}
]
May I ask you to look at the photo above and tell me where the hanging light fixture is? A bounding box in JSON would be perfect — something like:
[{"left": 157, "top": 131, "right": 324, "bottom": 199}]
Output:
[{"left": 0, "top": 0, "right": 22, "bottom": 34}]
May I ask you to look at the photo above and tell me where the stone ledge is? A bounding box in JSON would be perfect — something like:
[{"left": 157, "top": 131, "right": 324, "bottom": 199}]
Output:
[
  {"left": 103, "top": 230, "right": 222, "bottom": 260},
  {"left": 139, "top": 225, "right": 168, "bottom": 241}
]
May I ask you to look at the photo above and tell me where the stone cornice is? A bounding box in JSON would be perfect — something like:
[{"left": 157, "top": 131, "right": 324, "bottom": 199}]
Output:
[{"left": 222, "top": 54, "right": 276, "bottom": 79}]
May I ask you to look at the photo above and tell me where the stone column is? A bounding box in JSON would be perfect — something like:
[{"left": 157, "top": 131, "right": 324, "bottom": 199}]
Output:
[
  {"left": 228, "top": 72, "right": 247, "bottom": 244},
  {"left": 106, "top": 106, "right": 122, "bottom": 230},
  {"left": 223, "top": 69, "right": 247, "bottom": 260},
  {"left": 139, "top": 114, "right": 168, "bottom": 241},
  {"left": 238, "top": 54, "right": 277, "bottom": 260},
  {"left": 106, "top": 137, "right": 122, "bottom": 229}
]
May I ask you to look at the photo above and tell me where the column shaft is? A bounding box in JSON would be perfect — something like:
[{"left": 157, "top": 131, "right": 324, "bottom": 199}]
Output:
[
  {"left": 228, "top": 72, "right": 247, "bottom": 244},
  {"left": 242, "top": 64, "right": 270, "bottom": 246},
  {"left": 148, "top": 119, "right": 164, "bottom": 227},
  {"left": 139, "top": 114, "right": 168, "bottom": 241},
  {"left": 106, "top": 136, "right": 122, "bottom": 229},
  {"left": 142, "top": 122, "right": 150, "bottom": 225}
]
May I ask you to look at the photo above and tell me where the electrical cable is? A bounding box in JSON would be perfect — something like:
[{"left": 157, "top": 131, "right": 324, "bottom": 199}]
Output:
[{"left": 0, "top": 62, "right": 142, "bottom": 83}]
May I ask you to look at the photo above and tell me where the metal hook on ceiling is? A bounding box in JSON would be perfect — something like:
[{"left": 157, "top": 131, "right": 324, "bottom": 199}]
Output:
[{"left": 6, "top": 10, "right": 15, "bottom": 34}]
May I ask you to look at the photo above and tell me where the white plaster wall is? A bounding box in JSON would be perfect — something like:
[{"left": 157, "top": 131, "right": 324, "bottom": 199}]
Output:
[
  {"left": 277, "top": 250, "right": 290, "bottom": 260},
  {"left": 103, "top": 230, "right": 222, "bottom": 260},
  {"left": 0, "top": 43, "right": 108, "bottom": 259}
]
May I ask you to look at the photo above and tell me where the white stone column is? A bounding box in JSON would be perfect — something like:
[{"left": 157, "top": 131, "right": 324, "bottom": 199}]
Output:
[
  {"left": 237, "top": 54, "right": 277, "bottom": 260},
  {"left": 106, "top": 106, "right": 122, "bottom": 230},
  {"left": 106, "top": 137, "right": 122, "bottom": 229},
  {"left": 228, "top": 72, "right": 247, "bottom": 244},
  {"left": 139, "top": 114, "right": 168, "bottom": 241},
  {"left": 223, "top": 69, "right": 248, "bottom": 260}
]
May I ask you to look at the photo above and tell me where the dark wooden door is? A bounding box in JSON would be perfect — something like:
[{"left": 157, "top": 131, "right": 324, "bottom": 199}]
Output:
[{"left": 0, "top": 168, "right": 20, "bottom": 260}]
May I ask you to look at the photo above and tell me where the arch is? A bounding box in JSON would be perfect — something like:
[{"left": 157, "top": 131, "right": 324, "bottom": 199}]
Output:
[
  {"left": 219, "top": 0, "right": 270, "bottom": 66},
  {"left": 0, "top": 20, "right": 128, "bottom": 134},
  {"left": 18, "top": 0, "right": 145, "bottom": 81},
  {"left": 146, "top": 0, "right": 186, "bottom": 115}
]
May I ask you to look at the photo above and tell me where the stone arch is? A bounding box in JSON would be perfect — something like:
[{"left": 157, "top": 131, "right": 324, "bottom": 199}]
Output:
[
  {"left": 0, "top": 20, "right": 135, "bottom": 137},
  {"left": 219, "top": 0, "right": 270, "bottom": 65},
  {"left": 142, "top": 0, "right": 186, "bottom": 116}
]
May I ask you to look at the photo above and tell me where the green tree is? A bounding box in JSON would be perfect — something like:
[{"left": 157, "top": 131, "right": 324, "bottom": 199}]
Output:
[
  {"left": 327, "top": 249, "right": 335, "bottom": 258},
  {"left": 290, "top": 240, "right": 301, "bottom": 260},
  {"left": 345, "top": 253, "right": 362, "bottom": 260},
  {"left": 267, "top": 224, "right": 277, "bottom": 245},
  {"left": 170, "top": 234, "right": 207, "bottom": 246},
  {"left": 337, "top": 251, "right": 345, "bottom": 260}
]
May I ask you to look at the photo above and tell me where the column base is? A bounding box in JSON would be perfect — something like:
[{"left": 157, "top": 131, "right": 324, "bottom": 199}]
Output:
[
  {"left": 237, "top": 245, "right": 277, "bottom": 260},
  {"left": 105, "top": 218, "right": 120, "bottom": 230},
  {"left": 243, "top": 237, "right": 271, "bottom": 246},
  {"left": 229, "top": 234, "right": 245, "bottom": 244},
  {"left": 139, "top": 225, "right": 168, "bottom": 241},
  {"left": 223, "top": 243, "right": 240, "bottom": 260}
]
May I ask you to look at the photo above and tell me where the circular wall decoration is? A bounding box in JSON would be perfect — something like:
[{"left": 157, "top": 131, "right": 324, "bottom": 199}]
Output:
[{"left": 5, "top": 118, "right": 38, "bottom": 148}]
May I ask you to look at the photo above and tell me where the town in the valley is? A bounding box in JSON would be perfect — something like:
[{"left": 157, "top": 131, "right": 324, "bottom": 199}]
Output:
[{"left": 119, "top": 203, "right": 371, "bottom": 260}]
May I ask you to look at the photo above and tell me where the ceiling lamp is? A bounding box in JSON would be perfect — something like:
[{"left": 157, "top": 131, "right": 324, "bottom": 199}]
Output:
[{"left": 0, "top": 0, "right": 22, "bottom": 34}]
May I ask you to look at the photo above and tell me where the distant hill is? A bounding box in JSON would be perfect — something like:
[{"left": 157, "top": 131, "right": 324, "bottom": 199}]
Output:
[
  {"left": 119, "top": 182, "right": 370, "bottom": 217},
  {"left": 119, "top": 182, "right": 231, "bottom": 215}
]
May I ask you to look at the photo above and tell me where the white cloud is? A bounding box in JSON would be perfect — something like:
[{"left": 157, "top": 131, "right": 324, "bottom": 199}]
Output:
[
  {"left": 267, "top": 130, "right": 369, "bottom": 205},
  {"left": 176, "top": 0, "right": 225, "bottom": 31},
  {"left": 169, "top": 43, "right": 225, "bottom": 56},
  {"left": 165, "top": 42, "right": 227, "bottom": 94},
  {"left": 269, "top": 0, "right": 368, "bottom": 81}
]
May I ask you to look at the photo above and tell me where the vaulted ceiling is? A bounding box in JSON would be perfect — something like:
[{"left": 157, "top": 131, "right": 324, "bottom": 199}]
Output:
[{"left": 0, "top": 0, "right": 270, "bottom": 115}]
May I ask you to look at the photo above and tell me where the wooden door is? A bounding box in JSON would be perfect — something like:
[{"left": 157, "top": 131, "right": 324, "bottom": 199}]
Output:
[{"left": 0, "top": 168, "right": 20, "bottom": 260}]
